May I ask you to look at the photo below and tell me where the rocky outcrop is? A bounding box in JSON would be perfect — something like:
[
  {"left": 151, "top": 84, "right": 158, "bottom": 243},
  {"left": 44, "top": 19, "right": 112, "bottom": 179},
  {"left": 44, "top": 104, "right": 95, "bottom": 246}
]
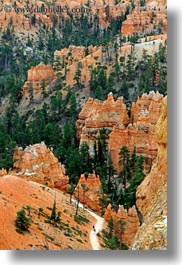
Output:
[
  {"left": 11, "top": 142, "right": 69, "bottom": 192},
  {"left": 104, "top": 204, "right": 140, "bottom": 248},
  {"left": 122, "top": 1, "right": 167, "bottom": 37},
  {"left": 109, "top": 91, "right": 163, "bottom": 171},
  {"left": 54, "top": 45, "right": 102, "bottom": 90},
  {"left": 22, "top": 63, "right": 56, "bottom": 96},
  {"left": 77, "top": 93, "right": 129, "bottom": 155},
  {"left": 0, "top": 0, "right": 127, "bottom": 35},
  {"left": 77, "top": 91, "right": 163, "bottom": 172},
  {"left": 0, "top": 168, "right": 7, "bottom": 177},
  {"left": 26, "top": 64, "right": 55, "bottom": 83},
  {"left": 131, "top": 96, "right": 167, "bottom": 250},
  {"left": 74, "top": 173, "right": 101, "bottom": 212}
]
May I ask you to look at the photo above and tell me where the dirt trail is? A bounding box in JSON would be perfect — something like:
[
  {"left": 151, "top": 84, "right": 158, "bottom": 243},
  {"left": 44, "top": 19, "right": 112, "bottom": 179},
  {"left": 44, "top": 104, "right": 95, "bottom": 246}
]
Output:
[
  {"left": 86, "top": 209, "right": 105, "bottom": 250},
  {"left": 72, "top": 199, "right": 105, "bottom": 250}
]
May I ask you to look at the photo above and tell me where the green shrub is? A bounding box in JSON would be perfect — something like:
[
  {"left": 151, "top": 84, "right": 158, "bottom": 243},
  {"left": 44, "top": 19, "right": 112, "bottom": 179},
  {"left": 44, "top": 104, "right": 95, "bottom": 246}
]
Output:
[
  {"left": 74, "top": 215, "right": 89, "bottom": 225},
  {"left": 15, "top": 209, "right": 31, "bottom": 234}
]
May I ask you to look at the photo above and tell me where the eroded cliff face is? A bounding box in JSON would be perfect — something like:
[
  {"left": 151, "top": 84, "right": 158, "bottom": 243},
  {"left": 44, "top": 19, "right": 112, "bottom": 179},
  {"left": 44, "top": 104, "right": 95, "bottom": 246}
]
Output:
[
  {"left": 77, "top": 91, "right": 163, "bottom": 172},
  {"left": 11, "top": 142, "right": 69, "bottom": 192},
  {"left": 53, "top": 34, "right": 166, "bottom": 96},
  {"left": 0, "top": 0, "right": 128, "bottom": 33},
  {"left": 131, "top": 96, "right": 167, "bottom": 250},
  {"left": 74, "top": 173, "right": 101, "bottom": 212},
  {"left": 109, "top": 91, "right": 163, "bottom": 172},
  {"left": 104, "top": 204, "right": 140, "bottom": 248},
  {"left": 22, "top": 63, "right": 56, "bottom": 98},
  {"left": 122, "top": 1, "right": 167, "bottom": 37},
  {"left": 77, "top": 93, "right": 129, "bottom": 156}
]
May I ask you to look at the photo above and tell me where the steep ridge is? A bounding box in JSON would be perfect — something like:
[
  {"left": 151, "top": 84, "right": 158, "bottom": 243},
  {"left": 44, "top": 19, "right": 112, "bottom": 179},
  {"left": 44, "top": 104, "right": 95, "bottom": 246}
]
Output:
[
  {"left": 131, "top": 96, "right": 167, "bottom": 250},
  {"left": 0, "top": 175, "right": 95, "bottom": 250}
]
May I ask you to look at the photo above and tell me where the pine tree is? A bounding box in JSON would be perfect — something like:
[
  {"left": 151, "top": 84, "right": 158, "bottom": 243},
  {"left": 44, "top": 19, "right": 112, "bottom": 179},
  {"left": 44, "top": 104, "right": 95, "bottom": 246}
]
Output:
[
  {"left": 50, "top": 198, "right": 57, "bottom": 222},
  {"left": 41, "top": 79, "right": 47, "bottom": 98},
  {"left": 119, "top": 146, "right": 130, "bottom": 194},
  {"left": 115, "top": 220, "right": 128, "bottom": 249},
  {"left": 107, "top": 152, "right": 115, "bottom": 195},
  {"left": 15, "top": 209, "right": 31, "bottom": 233},
  {"left": 79, "top": 142, "right": 92, "bottom": 175},
  {"left": 74, "top": 62, "right": 82, "bottom": 89}
]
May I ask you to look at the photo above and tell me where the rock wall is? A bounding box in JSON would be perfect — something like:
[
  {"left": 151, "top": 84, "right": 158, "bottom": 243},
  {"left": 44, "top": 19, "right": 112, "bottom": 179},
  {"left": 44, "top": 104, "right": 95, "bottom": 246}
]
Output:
[
  {"left": 74, "top": 173, "right": 101, "bottom": 212},
  {"left": 11, "top": 142, "right": 69, "bottom": 192},
  {"left": 109, "top": 91, "right": 163, "bottom": 171},
  {"left": 22, "top": 63, "right": 56, "bottom": 96},
  {"left": 77, "top": 91, "right": 163, "bottom": 172},
  {"left": 131, "top": 96, "right": 167, "bottom": 250},
  {"left": 104, "top": 204, "right": 140, "bottom": 248},
  {"left": 77, "top": 93, "right": 129, "bottom": 156}
]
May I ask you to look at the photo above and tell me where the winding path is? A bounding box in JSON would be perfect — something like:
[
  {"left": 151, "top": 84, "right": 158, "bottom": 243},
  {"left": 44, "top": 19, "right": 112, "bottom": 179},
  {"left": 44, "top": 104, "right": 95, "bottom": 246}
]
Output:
[
  {"left": 71, "top": 199, "right": 105, "bottom": 250},
  {"left": 87, "top": 209, "right": 105, "bottom": 250}
]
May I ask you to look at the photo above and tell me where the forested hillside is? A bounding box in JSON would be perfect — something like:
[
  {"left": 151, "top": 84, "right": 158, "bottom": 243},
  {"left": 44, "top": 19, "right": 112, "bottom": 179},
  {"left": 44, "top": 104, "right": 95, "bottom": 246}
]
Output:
[{"left": 0, "top": 0, "right": 167, "bottom": 250}]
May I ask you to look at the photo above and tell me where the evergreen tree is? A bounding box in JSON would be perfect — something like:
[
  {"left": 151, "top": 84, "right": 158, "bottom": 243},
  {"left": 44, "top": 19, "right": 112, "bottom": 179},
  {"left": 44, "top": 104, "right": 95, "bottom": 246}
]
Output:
[
  {"left": 50, "top": 198, "right": 57, "bottom": 222},
  {"left": 107, "top": 152, "right": 115, "bottom": 195},
  {"left": 115, "top": 220, "right": 128, "bottom": 249},
  {"left": 74, "top": 62, "right": 82, "bottom": 89},
  {"left": 119, "top": 146, "right": 130, "bottom": 194},
  {"left": 100, "top": 216, "right": 126, "bottom": 250},
  {"left": 15, "top": 209, "right": 31, "bottom": 233},
  {"left": 41, "top": 79, "right": 47, "bottom": 98},
  {"left": 79, "top": 142, "right": 92, "bottom": 175}
]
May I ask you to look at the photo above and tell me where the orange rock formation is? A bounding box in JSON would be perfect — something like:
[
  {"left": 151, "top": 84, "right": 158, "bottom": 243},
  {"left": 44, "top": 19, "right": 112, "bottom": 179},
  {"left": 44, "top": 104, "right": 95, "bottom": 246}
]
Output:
[
  {"left": 22, "top": 63, "right": 56, "bottom": 97},
  {"left": 77, "top": 91, "right": 163, "bottom": 172},
  {"left": 54, "top": 45, "right": 102, "bottom": 89},
  {"left": 0, "top": 0, "right": 128, "bottom": 33},
  {"left": 0, "top": 168, "right": 7, "bottom": 177},
  {"left": 77, "top": 93, "right": 129, "bottom": 156},
  {"left": 131, "top": 96, "right": 167, "bottom": 250},
  {"left": 104, "top": 204, "right": 140, "bottom": 247},
  {"left": 11, "top": 142, "right": 69, "bottom": 192},
  {"left": 74, "top": 173, "right": 101, "bottom": 212},
  {"left": 122, "top": 1, "right": 167, "bottom": 37},
  {"left": 53, "top": 35, "right": 166, "bottom": 101},
  {"left": 109, "top": 91, "right": 163, "bottom": 171}
]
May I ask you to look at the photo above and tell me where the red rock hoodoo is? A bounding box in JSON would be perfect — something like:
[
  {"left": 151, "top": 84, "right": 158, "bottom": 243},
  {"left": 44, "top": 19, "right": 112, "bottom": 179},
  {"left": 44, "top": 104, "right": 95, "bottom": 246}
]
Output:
[
  {"left": 122, "top": 1, "right": 167, "bottom": 37},
  {"left": 74, "top": 173, "right": 101, "bottom": 212},
  {"left": 104, "top": 204, "right": 140, "bottom": 248},
  {"left": 11, "top": 142, "right": 69, "bottom": 192},
  {"left": 77, "top": 91, "right": 163, "bottom": 172}
]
